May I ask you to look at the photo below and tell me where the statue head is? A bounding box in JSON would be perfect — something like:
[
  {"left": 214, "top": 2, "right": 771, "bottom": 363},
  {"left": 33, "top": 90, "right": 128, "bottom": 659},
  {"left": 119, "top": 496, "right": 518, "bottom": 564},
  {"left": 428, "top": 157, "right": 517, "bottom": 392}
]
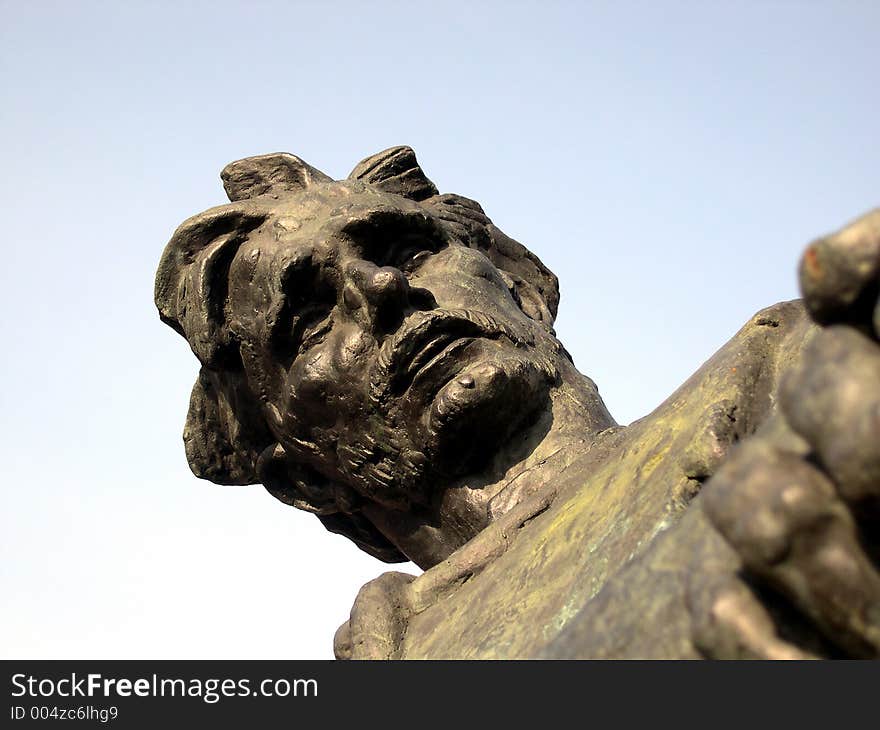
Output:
[{"left": 156, "top": 146, "right": 606, "bottom": 566}]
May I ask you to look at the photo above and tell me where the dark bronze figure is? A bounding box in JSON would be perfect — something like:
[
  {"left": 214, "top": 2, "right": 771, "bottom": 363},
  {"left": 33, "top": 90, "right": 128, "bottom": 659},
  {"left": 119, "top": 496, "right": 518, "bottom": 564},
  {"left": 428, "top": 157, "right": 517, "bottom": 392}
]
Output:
[{"left": 156, "top": 146, "right": 880, "bottom": 658}]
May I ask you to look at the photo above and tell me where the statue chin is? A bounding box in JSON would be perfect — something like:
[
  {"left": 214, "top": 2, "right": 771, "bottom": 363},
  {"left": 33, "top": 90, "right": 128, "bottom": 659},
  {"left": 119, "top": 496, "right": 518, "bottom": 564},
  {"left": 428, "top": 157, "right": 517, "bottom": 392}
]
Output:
[{"left": 425, "top": 351, "right": 554, "bottom": 476}]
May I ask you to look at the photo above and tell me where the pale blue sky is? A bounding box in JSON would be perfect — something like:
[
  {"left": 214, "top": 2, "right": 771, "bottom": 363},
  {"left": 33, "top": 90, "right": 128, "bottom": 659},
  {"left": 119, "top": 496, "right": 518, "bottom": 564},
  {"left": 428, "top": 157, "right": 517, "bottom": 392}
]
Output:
[{"left": 2, "top": 1, "right": 877, "bottom": 658}]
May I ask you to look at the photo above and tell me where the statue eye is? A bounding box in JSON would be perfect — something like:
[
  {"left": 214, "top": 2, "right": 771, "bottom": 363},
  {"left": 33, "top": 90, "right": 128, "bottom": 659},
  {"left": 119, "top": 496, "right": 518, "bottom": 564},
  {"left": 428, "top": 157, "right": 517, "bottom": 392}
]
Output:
[
  {"left": 298, "top": 313, "right": 333, "bottom": 353},
  {"left": 342, "top": 212, "right": 446, "bottom": 272},
  {"left": 397, "top": 248, "right": 433, "bottom": 274}
]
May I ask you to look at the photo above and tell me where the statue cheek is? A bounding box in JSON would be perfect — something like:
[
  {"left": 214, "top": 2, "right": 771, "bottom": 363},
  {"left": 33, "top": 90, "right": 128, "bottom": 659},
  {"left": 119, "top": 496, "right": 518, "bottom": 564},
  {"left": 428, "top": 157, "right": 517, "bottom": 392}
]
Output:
[
  {"left": 456, "top": 248, "right": 509, "bottom": 288},
  {"left": 287, "top": 329, "right": 372, "bottom": 425},
  {"left": 332, "top": 328, "right": 374, "bottom": 375},
  {"left": 288, "top": 349, "right": 338, "bottom": 427},
  {"left": 416, "top": 247, "right": 522, "bottom": 315}
]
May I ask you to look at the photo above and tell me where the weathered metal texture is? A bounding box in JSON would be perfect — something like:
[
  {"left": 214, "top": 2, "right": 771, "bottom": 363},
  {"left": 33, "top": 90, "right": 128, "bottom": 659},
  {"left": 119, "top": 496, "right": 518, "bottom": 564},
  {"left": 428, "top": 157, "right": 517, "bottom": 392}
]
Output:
[{"left": 156, "top": 150, "right": 880, "bottom": 659}]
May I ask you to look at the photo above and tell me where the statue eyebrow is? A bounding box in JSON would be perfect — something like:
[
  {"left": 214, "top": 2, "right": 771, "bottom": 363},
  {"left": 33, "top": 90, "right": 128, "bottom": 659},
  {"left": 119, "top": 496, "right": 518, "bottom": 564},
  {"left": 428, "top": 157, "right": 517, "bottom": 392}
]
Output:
[
  {"left": 340, "top": 210, "right": 446, "bottom": 263},
  {"left": 156, "top": 207, "right": 266, "bottom": 363},
  {"left": 157, "top": 208, "right": 266, "bottom": 327},
  {"left": 190, "top": 232, "right": 244, "bottom": 335}
]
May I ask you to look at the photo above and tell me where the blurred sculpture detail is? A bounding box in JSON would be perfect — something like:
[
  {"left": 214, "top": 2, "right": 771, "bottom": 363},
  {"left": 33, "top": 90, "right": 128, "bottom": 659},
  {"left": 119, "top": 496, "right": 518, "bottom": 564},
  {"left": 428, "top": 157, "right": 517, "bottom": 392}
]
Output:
[{"left": 156, "top": 146, "right": 880, "bottom": 658}]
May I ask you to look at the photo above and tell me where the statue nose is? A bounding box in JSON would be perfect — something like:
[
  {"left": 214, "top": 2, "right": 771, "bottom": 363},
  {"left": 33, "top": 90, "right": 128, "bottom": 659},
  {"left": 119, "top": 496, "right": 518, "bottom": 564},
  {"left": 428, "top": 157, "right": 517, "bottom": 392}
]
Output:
[
  {"left": 344, "top": 260, "right": 410, "bottom": 331},
  {"left": 366, "top": 266, "right": 409, "bottom": 305}
]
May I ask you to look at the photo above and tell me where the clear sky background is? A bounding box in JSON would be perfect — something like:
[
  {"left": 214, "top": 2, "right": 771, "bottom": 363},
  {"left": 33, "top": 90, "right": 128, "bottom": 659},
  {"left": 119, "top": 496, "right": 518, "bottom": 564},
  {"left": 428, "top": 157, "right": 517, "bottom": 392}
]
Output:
[{"left": 2, "top": 1, "right": 877, "bottom": 659}]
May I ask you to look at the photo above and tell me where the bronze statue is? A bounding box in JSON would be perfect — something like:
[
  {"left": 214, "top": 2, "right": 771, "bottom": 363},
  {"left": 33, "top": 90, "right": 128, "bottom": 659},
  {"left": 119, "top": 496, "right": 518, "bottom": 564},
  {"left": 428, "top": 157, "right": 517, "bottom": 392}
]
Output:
[{"left": 155, "top": 146, "right": 880, "bottom": 658}]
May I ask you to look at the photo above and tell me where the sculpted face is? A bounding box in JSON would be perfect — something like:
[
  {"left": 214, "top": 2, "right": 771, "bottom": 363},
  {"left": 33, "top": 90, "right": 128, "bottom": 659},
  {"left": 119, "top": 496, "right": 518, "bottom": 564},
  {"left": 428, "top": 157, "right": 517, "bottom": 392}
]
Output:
[
  {"left": 156, "top": 147, "right": 575, "bottom": 561},
  {"left": 228, "top": 181, "right": 558, "bottom": 509}
]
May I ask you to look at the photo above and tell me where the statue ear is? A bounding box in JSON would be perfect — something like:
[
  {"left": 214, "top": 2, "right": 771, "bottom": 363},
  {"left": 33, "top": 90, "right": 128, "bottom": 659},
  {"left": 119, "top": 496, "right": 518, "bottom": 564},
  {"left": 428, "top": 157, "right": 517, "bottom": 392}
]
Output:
[
  {"left": 256, "top": 443, "right": 408, "bottom": 563},
  {"left": 221, "top": 153, "right": 332, "bottom": 201},
  {"left": 349, "top": 146, "right": 438, "bottom": 201},
  {"left": 484, "top": 224, "right": 559, "bottom": 327},
  {"left": 183, "top": 367, "right": 274, "bottom": 485}
]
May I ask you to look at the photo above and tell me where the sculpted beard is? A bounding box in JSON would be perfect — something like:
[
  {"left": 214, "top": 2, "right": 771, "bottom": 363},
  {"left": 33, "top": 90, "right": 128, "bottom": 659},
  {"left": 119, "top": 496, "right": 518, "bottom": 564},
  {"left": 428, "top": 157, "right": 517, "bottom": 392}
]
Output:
[{"left": 285, "top": 308, "right": 560, "bottom": 511}]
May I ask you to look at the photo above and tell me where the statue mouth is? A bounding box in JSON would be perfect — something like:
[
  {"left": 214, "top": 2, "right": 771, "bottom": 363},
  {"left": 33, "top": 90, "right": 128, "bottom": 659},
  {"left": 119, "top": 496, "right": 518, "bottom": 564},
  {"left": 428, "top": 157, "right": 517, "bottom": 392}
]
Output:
[{"left": 370, "top": 309, "right": 524, "bottom": 402}]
